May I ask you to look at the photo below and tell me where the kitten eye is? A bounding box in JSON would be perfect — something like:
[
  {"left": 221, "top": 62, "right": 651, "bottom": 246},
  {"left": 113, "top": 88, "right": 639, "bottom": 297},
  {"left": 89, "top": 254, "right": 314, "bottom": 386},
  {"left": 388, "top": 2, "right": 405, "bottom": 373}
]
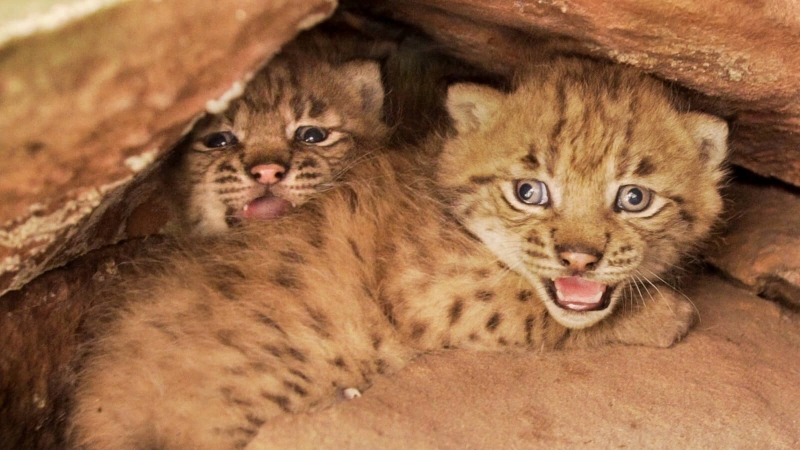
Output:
[
  {"left": 202, "top": 131, "right": 238, "bottom": 149},
  {"left": 515, "top": 180, "right": 550, "bottom": 206},
  {"left": 295, "top": 126, "right": 329, "bottom": 144},
  {"left": 616, "top": 185, "right": 652, "bottom": 212}
]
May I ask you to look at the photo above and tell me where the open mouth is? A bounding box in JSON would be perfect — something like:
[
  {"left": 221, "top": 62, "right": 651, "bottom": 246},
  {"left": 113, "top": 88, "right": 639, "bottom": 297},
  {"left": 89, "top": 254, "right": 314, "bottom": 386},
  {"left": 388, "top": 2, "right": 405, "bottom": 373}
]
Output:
[
  {"left": 545, "top": 277, "right": 614, "bottom": 312},
  {"left": 241, "top": 194, "right": 293, "bottom": 221}
]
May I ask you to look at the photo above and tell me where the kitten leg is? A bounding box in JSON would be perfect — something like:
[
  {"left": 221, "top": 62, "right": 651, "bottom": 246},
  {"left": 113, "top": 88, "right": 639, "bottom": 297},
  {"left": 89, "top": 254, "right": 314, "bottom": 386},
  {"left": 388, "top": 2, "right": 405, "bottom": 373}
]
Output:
[{"left": 564, "top": 284, "right": 697, "bottom": 348}]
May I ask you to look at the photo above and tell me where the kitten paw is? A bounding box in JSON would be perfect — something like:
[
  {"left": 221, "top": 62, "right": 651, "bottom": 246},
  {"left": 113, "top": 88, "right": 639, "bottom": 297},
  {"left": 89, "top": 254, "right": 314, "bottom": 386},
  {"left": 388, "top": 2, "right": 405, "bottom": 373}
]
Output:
[{"left": 616, "top": 291, "right": 697, "bottom": 348}]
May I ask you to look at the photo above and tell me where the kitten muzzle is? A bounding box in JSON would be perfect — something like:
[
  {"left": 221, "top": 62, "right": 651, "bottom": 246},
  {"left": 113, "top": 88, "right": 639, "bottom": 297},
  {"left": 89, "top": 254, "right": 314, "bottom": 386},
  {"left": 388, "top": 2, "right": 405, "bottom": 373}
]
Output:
[
  {"left": 241, "top": 194, "right": 293, "bottom": 220},
  {"left": 551, "top": 276, "right": 610, "bottom": 311}
]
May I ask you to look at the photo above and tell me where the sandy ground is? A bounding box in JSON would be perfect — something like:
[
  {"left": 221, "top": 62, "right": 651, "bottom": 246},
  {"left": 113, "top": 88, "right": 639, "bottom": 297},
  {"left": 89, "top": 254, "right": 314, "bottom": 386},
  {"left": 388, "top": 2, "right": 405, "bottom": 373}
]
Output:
[{"left": 248, "top": 275, "right": 800, "bottom": 449}]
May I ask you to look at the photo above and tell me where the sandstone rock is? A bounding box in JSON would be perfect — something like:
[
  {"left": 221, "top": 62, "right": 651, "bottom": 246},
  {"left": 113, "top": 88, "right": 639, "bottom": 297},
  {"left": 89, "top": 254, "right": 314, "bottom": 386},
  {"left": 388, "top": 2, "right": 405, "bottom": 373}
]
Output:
[
  {"left": 0, "top": 0, "right": 337, "bottom": 295},
  {"left": 709, "top": 178, "right": 800, "bottom": 309},
  {"left": 353, "top": 0, "right": 800, "bottom": 186}
]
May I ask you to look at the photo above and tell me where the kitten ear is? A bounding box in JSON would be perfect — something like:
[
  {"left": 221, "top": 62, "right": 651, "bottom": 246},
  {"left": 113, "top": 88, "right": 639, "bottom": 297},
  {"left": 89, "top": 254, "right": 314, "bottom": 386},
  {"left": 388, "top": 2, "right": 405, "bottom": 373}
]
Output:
[
  {"left": 446, "top": 83, "right": 505, "bottom": 134},
  {"left": 341, "top": 60, "right": 384, "bottom": 117},
  {"left": 683, "top": 112, "right": 728, "bottom": 169}
]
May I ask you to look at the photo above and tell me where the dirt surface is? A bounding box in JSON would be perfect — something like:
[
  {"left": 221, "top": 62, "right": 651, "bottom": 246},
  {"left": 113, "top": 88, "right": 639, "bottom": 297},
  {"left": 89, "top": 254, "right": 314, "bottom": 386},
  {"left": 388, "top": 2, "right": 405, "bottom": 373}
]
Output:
[{"left": 248, "top": 275, "right": 800, "bottom": 449}]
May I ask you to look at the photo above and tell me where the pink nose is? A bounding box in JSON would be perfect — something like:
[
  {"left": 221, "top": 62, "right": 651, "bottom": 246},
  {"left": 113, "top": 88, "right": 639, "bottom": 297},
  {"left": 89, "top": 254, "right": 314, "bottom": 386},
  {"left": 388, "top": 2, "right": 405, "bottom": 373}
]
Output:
[
  {"left": 250, "top": 164, "right": 286, "bottom": 185},
  {"left": 559, "top": 251, "right": 599, "bottom": 272}
]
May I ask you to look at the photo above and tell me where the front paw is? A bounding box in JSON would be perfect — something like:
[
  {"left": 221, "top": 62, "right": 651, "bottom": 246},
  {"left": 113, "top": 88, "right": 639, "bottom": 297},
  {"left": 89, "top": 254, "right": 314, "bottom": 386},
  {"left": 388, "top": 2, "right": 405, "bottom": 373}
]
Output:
[
  {"left": 611, "top": 288, "right": 697, "bottom": 347},
  {"left": 566, "top": 287, "right": 697, "bottom": 348}
]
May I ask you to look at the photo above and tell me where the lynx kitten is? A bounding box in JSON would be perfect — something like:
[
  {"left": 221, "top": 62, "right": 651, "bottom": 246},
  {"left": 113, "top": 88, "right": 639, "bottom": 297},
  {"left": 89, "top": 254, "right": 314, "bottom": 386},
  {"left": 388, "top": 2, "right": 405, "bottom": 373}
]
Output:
[{"left": 167, "top": 46, "right": 387, "bottom": 234}]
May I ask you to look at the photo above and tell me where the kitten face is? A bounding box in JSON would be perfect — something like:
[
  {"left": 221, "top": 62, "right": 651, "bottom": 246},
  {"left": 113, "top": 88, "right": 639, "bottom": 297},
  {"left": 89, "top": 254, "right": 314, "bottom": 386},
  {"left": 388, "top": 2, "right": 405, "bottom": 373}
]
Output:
[
  {"left": 175, "top": 56, "right": 386, "bottom": 235},
  {"left": 439, "top": 59, "right": 727, "bottom": 329}
]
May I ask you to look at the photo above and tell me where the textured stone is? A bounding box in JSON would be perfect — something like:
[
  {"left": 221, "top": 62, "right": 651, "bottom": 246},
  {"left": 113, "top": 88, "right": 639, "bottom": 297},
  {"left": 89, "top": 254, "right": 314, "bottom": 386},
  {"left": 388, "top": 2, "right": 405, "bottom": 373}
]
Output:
[
  {"left": 353, "top": 0, "right": 800, "bottom": 185},
  {"left": 0, "top": 0, "right": 337, "bottom": 295},
  {"left": 709, "top": 179, "right": 800, "bottom": 309}
]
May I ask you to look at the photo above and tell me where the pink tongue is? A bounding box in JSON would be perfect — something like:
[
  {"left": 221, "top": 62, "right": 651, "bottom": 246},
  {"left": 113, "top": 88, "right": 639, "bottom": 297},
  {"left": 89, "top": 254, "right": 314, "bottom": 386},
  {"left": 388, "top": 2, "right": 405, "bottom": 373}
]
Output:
[
  {"left": 242, "top": 196, "right": 292, "bottom": 220},
  {"left": 553, "top": 276, "right": 607, "bottom": 311}
]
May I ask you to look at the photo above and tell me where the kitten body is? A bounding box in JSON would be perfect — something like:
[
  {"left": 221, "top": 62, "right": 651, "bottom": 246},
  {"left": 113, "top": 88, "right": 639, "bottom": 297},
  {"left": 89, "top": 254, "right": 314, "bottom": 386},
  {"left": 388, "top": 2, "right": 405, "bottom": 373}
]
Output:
[{"left": 70, "top": 58, "right": 728, "bottom": 449}]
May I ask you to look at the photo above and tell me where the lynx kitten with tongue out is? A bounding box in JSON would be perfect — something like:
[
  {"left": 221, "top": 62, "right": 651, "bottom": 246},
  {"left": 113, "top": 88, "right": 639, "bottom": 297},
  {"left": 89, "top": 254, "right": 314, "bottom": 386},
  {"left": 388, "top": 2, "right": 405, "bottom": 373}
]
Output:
[{"left": 168, "top": 44, "right": 387, "bottom": 235}]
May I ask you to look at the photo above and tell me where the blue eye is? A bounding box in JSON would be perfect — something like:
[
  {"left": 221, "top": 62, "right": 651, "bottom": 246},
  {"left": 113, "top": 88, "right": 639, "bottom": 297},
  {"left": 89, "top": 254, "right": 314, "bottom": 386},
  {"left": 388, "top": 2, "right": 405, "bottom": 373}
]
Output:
[
  {"left": 616, "top": 185, "right": 652, "bottom": 212},
  {"left": 202, "top": 131, "right": 238, "bottom": 149},
  {"left": 295, "top": 126, "right": 328, "bottom": 144},
  {"left": 515, "top": 180, "right": 549, "bottom": 206}
]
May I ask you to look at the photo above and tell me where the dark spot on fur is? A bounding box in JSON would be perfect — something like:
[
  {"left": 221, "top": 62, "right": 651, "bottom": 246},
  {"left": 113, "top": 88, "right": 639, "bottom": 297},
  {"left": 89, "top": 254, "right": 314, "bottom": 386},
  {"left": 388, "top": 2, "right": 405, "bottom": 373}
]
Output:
[
  {"left": 525, "top": 249, "right": 548, "bottom": 259},
  {"left": 284, "top": 380, "right": 309, "bottom": 397},
  {"left": 521, "top": 151, "right": 540, "bottom": 170},
  {"left": 527, "top": 235, "right": 543, "bottom": 246},
  {"left": 146, "top": 321, "right": 178, "bottom": 340},
  {"left": 475, "top": 290, "right": 494, "bottom": 302},
  {"left": 332, "top": 356, "right": 348, "bottom": 370},
  {"left": 304, "top": 304, "right": 332, "bottom": 338},
  {"left": 343, "top": 187, "right": 359, "bottom": 214},
  {"left": 348, "top": 238, "right": 364, "bottom": 263},
  {"left": 378, "top": 293, "right": 398, "bottom": 327},
  {"left": 634, "top": 157, "right": 656, "bottom": 176},
  {"left": 410, "top": 322, "right": 427, "bottom": 340},
  {"left": 261, "top": 344, "right": 282, "bottom": 358},
  {"left": 486, "top": 312, "right": 503, "bottom": 331},
  {"left": 279, "top": 250, "right": 305, "bottom": 264},
  {"left": 217, "top": 330, "right": 245, "bottom": 353},
  {"left": 371, "top": 334, "right": 383, "bottom": 350},
  {"left": 525, "top": 315, "right": 535, "bottom": 345},
  {"left": 517, "top": 290, "right": 533, "bottom": 303},
  {"left": 220, "top": 386, "right": 253, "bottom": 407},
  {"left": 498, "top": 337, "right": 508, "bottom": 346},
  {"left": 679, "top": 209, "right": 696, "bottom": 224},
  {"left": 289, "top": 369, "right": 311, "bottom": 383},
  {"left": 249, "top": 362, "right": 270, "bottom": 373},
  {"left": 261, "top": 392, "right": 291, "bottom": 413},
  {"left": 469, "top": 175, "right": 497, "bottom": 185},
  {"left": 286, "top": 347, "right": 307, "bottom": 363},
  {"left": 307, "top": 230, "right": 325, "bottom": 249},
  {"left": 375, "top": 359, "right": 388, "bottom": 374},
  {"left": 217, "top": 162, "right": 237, "bottom": 173},
  {"left": 255, "top": 313, "right": 286, "bottom": 335},
  {"left": 295, "top": 172, "right": 321, "bottom": 180},
  {"left": 308, "top": 96, "right": 327, "bottom": 118},
  {"left": 468, "top": 333, "right": 479, "bottom": 341},
  {"left": 246, "top": 414, "right": 265, "bottom": 427},
  {"left": 272, "top": 266, "right": 304, "bottom": 290},
  {"left": 226, "top": 366, "right": 247, "bottom": 376},
  {"left": 497, "top": 261, "right": 510, "bottom": 270},
  {"left": 474, "top": 268, "right": 491, "bottom": 279},
  {"left": 289, "top": 94, "right": 304, "bottom": 119},
  {"left": 449, "top": 298, "right": 464, "bottom": 325},
  {"left": 297, "top": 157, "right": 318, "bottom": 170}
]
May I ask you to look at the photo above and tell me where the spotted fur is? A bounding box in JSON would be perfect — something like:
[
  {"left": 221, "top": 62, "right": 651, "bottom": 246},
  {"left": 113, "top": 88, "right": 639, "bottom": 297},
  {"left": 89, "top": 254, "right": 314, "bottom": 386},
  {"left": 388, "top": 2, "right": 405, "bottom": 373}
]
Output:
[{"left": 70, "top": 58, "right": 727, "bottom": 449}]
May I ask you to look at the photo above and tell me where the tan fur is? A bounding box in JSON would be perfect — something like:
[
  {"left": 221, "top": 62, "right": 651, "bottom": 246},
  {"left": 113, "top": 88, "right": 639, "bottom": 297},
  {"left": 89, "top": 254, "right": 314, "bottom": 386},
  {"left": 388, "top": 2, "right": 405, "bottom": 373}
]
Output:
[{"left": 69, "top": 58, "right": 728, "bottom": 449}]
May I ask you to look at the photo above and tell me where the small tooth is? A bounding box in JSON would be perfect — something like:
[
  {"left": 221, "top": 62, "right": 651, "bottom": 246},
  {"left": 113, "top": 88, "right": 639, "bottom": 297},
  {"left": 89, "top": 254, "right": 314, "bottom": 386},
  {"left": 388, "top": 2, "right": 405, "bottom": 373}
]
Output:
[{"left": 243, "top": 204, "right": 249, "bottom": 212}]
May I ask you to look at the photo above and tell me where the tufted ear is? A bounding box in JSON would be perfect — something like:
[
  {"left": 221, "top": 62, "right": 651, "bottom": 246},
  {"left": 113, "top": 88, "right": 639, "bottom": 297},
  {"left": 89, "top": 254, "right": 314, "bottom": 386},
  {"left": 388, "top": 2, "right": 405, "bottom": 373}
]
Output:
[
  {"left": 341, "top": 60, "right": 384, "bottom": 118},
  {"left": 683, "top": 112, "right": 729, "bottom": 169},
  {"left": 446, "top": 83, "right": 505, "bottom": 135}
]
